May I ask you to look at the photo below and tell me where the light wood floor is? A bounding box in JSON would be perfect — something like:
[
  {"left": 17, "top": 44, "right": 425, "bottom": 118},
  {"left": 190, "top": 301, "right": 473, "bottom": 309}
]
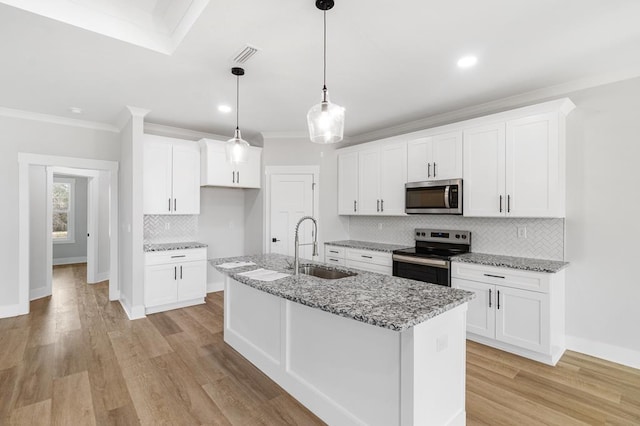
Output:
[{"left": 0, "top": 264, "right": 638, "bottom": 425}]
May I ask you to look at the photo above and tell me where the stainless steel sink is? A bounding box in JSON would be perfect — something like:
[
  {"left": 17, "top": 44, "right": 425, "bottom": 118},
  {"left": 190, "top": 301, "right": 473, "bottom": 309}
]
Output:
[{"left": 298, "top": 264, "right": 357, "bottom": 280}]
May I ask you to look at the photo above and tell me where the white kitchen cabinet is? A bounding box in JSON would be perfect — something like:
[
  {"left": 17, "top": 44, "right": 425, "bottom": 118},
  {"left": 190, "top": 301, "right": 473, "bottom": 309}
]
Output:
[
  {"left": 357, "top": 148, "right": 380, "bottom": 215},
  {"left": 452, "top": 262, "right": 565, "bottom": 365},
  {"left": 463, "top": 111, "right": 567, "bottom": 218},
  {"left": 199, "top": 138, "right": 262, "bottom": 189},
  {"left": 144, "top": 248, "right": 207, "bottom": 314},
  {"left": 407, "top": 131, "right": 462, "bottom": 182},
  {"left": 143, "top": 135, "right": 201, "bottom": 215},
  {"left": 337, "top": 152, "right": 358, "bottom": 214},
  {"left": 325, "top": 244, "right": 392, "bottom": 275}
]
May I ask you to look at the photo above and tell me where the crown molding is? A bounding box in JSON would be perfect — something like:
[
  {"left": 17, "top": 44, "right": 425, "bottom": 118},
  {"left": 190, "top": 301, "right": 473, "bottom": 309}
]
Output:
[
  {"left": 0, "top": 106, "right": 119, "bottom": 133},
  {"left": 144, "top": 122, "right": 229, "bottom": 141},
  {"left": 348, "top": 66, "right": 640, "bottom": 145}
]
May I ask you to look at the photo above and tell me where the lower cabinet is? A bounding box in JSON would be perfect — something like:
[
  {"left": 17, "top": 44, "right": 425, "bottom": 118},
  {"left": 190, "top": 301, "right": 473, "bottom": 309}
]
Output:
[
  {"left": 144, "top": 248, "right": 207, "bottom": 314},
  {"left": 452, "top": 262, "right": 565, "bottom": 365},
  {"left": 324, "top": 245, "right": 392, "bottom": 275}
]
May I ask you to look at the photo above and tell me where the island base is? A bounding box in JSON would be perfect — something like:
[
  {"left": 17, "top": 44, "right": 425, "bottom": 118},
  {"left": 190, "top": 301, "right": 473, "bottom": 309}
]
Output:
[{"left": 224, "top": 277, "right": 468, "bottom": 426}]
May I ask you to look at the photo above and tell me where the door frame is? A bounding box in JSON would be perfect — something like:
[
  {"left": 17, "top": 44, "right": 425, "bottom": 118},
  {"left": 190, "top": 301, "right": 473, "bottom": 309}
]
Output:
[
  {"left": 264, "top": 166, "right": 320, "bottom": 256},
  {"left": 18, "top": 153, "right": 119, "bottom": 315}
]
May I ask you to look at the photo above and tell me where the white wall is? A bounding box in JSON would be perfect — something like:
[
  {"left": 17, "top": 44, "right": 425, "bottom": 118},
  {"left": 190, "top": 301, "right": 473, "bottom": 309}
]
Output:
[
  {"left": 0, "top": 115, "right": 119, "bottom": 314},
  {"left": 245, "top": 136, "right": 350, "bottom": 256},
  {"left": 29, "top": 165, "right": 48, "bottom": 296},
  {"left": 52, "top": 175, "right": 88, "bottom": 262},
  {"left": 564, "top": 77, "right": 640, "bottom": 365}
]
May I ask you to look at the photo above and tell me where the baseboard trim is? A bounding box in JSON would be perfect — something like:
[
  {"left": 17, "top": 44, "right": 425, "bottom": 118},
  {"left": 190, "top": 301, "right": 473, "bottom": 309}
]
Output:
[
  {"left": 30, "top": 287, "right": 50, "bottom": 301},
  {"left": 0, "top": 303, "right": 29, "bottom": 319},
  {"left": 118, "top": 297, "right": 146, "bottom": 320},
  {"left": 53, "top": 256, "right": 87, "bottom": 266},
  {"left": 207, "top": 281, "right": 224, "bottom": 293},
  {"left": 566, "top": 335, "right": 640, "bottom": 369},
  {"left": 145, "top": 298, "right": 205, "bottom": 315}
]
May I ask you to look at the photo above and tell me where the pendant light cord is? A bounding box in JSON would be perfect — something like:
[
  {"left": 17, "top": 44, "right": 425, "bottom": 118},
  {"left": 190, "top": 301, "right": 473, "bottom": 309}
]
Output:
[
  {"left": 236, "top": 74, "right": 240, "bottom": 131},
  {"left": 323, "top": 10, "right": 327, "bottom": 90}
]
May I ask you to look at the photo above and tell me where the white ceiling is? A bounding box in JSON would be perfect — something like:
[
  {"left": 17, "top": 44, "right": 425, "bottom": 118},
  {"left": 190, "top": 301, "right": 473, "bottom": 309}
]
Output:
[{"left": 1, "top": 0, "right": 640, "bottom": 141}]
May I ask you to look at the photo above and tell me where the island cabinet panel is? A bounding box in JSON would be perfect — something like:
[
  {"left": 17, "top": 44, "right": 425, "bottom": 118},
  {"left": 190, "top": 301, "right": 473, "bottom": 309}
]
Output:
[
  {"left": 223, "top": 277, "right": 468, "bottom": 426},
  {"left": 452, "top": 262, "right": 565, "bottom": 365},
  {"left": 324, "top": 244, "right": 393, "bottom": 275}
]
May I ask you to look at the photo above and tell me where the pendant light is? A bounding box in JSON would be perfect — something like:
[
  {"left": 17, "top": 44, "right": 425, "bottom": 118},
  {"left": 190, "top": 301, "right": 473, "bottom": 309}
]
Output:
[
  {"left": 226, "top": 67, "right": 250, "bottom": 164},
  {"left": 307, "top": 0, "right": 345, "bottom": 144}
]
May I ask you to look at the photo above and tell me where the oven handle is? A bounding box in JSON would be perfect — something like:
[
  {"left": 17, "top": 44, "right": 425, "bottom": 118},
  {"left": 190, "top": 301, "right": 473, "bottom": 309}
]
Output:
[
  {"left": 392, "top": 254, "right": 450, "bottom": 269},
  {"left": 444, "top": 185, "right": 450, "bottom": 209}
]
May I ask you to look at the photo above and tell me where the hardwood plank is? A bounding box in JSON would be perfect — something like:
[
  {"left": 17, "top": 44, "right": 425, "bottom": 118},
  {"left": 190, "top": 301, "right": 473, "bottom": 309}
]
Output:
[
  {"left": 105, "top": 403, "right": 141, "bottom": 426},
  {"left": 14, "top": 344, "right": 55, "bottom": 408},
  {"left": 0, "top": 366, "right": 21, "bottom": 419},
  {"left": 54, "top": 329, "right": 90, "bottom": 378},
  {"left": 9, "top": 398, "right": 51, "bottom": 426},
  {"left": 146, "top": 312, "right": 183, "bottom": 337},
  {"left": 202, "top": 377, "right": 258, "bottom": 425},
  {"left": 51, "top": 371, "right": 97, "bottom": 426},
  {"left": 0, "top": 327, "right": 29, "bottom": 370},
  {"left": 164, "top": 332, "right": 226, "bottom": 386}
]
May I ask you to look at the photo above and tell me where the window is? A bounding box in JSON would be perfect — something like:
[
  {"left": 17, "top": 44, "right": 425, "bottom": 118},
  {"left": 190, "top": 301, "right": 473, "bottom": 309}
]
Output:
[{"left": 52, "top": 177, "right": 75, "bottom": 243}]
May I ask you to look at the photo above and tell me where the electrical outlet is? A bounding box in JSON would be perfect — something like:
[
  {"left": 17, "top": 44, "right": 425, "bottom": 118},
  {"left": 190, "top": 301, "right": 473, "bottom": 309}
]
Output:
[
  {"left": 517, "top": 226, "right": 527, "bottom": 239},
  {"left": 378, "top": 223, "right": 383, "bottom": 230}
]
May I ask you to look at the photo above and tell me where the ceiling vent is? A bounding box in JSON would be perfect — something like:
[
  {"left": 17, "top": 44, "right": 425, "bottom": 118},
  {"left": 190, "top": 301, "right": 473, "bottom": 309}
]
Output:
[{"left": 232, "top": 45, "right": 259, "bottom": 64}]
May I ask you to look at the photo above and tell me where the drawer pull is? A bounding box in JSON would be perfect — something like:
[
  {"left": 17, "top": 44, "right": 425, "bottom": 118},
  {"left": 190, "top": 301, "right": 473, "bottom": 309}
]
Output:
[
  {"left": 171, "top": 255, "right": 187, "bottom": 258},
  {"left": 329, "top": 250, "right": 339, "bottom": 254},
  {"left": 489, "top": 288, "right": 492, "bottom": 308},
  {"left": 329, "top": 259, "right": 339, "bottom": 262},
  {"left": 361, "top": 255, "right": 373, "bottom": 259},
  {"left": 484, "top": 273, "right": 505, "bottom": 279}
]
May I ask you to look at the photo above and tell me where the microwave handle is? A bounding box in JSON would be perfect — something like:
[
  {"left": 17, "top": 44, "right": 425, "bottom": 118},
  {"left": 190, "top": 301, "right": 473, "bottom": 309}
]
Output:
[{"left": 444, "top": 186, "right": 450, "bottom": 209}]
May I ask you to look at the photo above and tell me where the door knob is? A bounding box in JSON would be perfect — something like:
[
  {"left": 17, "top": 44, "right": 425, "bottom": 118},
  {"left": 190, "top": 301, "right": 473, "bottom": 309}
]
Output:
[{"left": 272, "top": 238, "right": 281, "bottom": 243}]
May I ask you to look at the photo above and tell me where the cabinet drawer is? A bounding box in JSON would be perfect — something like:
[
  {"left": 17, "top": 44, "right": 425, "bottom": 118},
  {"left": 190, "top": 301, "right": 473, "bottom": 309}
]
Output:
[
  {"left": 451, "top": 262, "right": 550, "bottom": 293},
  {"left": 325, "top": 256, "right": 346, "bottom": 266},
  {"left": 145, "top": 248, "right": 207, "bottom": 266},
  {"left": 346, "top": 248, "right": 392, "bottom": 267},
  {"left": 325, "top": 245, "right": 345, "bottom": 258},
  {"left": 346, "top": 259, "right": 392, "bottom": 275}
]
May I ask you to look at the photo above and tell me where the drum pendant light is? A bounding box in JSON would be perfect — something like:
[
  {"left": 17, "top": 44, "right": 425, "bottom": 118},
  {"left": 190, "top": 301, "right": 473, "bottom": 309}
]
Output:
[
  {"left": 226, "top": 67, "right": 250, "bottom": 164},
  {"left": 307, "top": 0, "right": 345, "bottom": 144}
]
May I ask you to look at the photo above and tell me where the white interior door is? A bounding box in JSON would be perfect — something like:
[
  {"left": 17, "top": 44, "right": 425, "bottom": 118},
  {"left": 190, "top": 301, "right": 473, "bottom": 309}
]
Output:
[{"left": 269, "top": 174, "right": 314, "bottom": 259}]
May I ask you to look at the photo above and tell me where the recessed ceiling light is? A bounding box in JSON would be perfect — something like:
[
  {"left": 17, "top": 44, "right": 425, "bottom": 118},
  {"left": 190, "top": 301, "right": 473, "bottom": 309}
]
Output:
[
  {"left": 68, "top": 106, "right": 83, "bottom": 114},
  {"left": 457, "top": 56, "right": 478, "bottom": 69},
  {"left": 218, "top": 105, "right": 232, "bottom": 113}
]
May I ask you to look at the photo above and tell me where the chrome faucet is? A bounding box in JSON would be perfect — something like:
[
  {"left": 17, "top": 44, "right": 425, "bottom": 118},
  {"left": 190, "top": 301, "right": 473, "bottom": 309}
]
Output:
[{"left": 293, "top": 216, "right": 318, "bottom": 276}]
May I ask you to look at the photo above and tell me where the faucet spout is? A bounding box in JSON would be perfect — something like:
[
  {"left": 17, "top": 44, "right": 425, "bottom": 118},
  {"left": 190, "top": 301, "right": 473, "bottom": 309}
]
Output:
[{"left": 293, "top": 216, "right": 318, "bottom": 276}]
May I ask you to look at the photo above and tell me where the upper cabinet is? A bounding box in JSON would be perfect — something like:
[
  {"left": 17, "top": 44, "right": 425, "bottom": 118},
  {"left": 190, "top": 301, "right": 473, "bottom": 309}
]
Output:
[
  {"left": 199, "top": 139, "right": 262, "bottom": 189},
  {"left": 338, "top": 140, "right": 407, "bottom": 216},
  {"left": 464, "top": 110, "right": 567, "bottom": 218},
  {"left": 143, "top": 135, "right": 200, "bottom": 215},
  {"left": 407, "top": 131, "right": 463, "bottom": 182}
]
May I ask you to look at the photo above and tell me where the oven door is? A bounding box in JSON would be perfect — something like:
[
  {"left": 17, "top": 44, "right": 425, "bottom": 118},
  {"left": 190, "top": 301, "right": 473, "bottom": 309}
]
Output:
[
  {"left": 405, "top": 179, "right": 462, "bottom": 214},
  {"left": 392, "top": 254, "right": 451, "bottom": 286}
]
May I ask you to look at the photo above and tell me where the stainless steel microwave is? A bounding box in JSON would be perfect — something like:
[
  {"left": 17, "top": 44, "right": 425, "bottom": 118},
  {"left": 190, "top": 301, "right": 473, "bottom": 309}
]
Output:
[{"left": 405, "top": 179, "right": 463, "bottom": 214}]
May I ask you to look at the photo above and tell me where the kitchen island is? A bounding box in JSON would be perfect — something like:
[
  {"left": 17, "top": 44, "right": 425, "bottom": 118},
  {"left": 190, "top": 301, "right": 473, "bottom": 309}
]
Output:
[{"left": 212, "top": 254, "right": 474, "bottom": 426}]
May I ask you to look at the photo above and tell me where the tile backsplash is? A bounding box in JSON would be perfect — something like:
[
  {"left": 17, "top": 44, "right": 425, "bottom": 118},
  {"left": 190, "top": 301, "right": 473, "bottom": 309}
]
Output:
[
  {"left": 348, "top": 216, "right": 565, "bottom": 260},
  {"left": 144, "top": 215, "right": 198, "bottom": 244}
]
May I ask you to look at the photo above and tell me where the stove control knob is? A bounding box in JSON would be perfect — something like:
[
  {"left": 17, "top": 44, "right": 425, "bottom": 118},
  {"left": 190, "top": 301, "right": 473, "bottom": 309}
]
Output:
[
  {"left": 416, "top": 232, "right": 420, "bottom": 236},
  {"left": 455, "top": 234, "right": 460, "bottom": 239},
  {"left": 462, "top": 235, "right": 467, "bottom": 239},
  {"left": 421, "top": 232, "right": 426, "bottom": 237}
]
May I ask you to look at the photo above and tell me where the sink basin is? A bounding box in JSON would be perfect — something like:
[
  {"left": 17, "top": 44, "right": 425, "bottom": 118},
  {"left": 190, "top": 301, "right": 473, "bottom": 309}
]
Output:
[{"left": 299, "top": 264, "right": 357, "bottom": 280}]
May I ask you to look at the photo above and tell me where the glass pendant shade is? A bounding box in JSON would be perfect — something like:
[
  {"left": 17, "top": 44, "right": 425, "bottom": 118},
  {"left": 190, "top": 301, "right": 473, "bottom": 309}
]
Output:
[
  {"left": 307, "top": 89, "right": 345, "bottom": 144},
  {"left": 225, "top": 128, "right": 250, "bottom": 164}
]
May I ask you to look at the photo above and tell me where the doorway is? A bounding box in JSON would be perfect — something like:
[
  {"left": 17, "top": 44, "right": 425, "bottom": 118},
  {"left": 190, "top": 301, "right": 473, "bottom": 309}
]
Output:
[
  {"left": 265, "top": 166, "right": 320, "bottom": 260},
  {"left": 18, "top": 153, "right": 119, "bottom": 316}
]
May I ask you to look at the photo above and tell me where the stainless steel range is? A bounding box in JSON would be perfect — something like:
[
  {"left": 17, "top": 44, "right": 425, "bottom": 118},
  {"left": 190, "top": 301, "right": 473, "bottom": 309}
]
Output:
[{"left": 392, "top": 228, "right": 471, "bottom": 286}]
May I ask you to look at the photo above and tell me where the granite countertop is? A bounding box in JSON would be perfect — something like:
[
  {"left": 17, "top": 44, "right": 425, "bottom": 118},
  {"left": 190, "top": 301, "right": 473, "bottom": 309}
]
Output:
[
  {"left": 452, "top": 252, "right": 568, "bottom": 273},
  {"left": 325, "top": 240, "right": 411, "bottom": 253},
  {"left": 144, "top": 242, "right": 208, "bottom": 252},
  {"left": 211, "top": 254, "right": 474, "bottom": 332}
]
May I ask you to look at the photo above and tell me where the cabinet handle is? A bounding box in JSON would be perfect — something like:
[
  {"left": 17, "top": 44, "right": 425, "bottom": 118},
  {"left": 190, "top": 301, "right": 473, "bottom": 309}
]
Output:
[
  {"left": 377, "top": 199, "right": 380, "bottom": 212},
  {"left": 484, "top": 273, "right": 505, "bottom": 279},
  {"left": 329, "top": 250, "right": 339, "bottom": 254},
  {"left": 489, "top": 288, "right": 492, "bottom": 308},
  {"left": 171, "top": 255, "right": 186, "bottom": 258},
  {"left": 329, "top": 258, "right": 339, "bottom": 262},
  {"left": 499, "top": 195, "right": 503, "bottom": 213},
  {"left": 232, "top": 171, "right": 235, "bottom": 183},
  {"left": 381, "top": 199, "right": 384, "bottom": 212},
  {"left": 180, "top": 265, "right": 183, "bottom": 279},
  {"left": 174, "top": 198, "right": 177, "bottom": 212},
  {"left": 169, "top": 198, "right": 172, "bottom": 212},
  {"left": 174, "top": 266, "right": 177, "bottom": 280},
  {"left": 497, "top": 290, "right": 501, "bottom": 309},
  {"left": 361, "top": 255, "right": 373, "bottom": 259},
  {"left": 237, "top": 171, "right": 240, "bottom": 184},
  {"left": 507, "top": 195, "right": 511, "bottom": 213},
  {"left": 354, "top": 200, "right": 357, "bottom": 212},
  {"left": 433, "top": 162, "right": 437, "bottom": 177},
  {"left": 427, "top": 163, "right": 431, "bottom": 178}
]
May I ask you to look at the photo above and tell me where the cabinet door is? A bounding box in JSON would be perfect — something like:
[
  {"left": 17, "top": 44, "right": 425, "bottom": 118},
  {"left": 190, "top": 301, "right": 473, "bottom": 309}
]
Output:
[
  {"left": 236, "top": 147, "right": 262, "bottom": 189},
  {"left": 506, "top": 113, "right": 560, "bottom": 217},
  {"left": 201, "top": 140, "right": 235, "bottom": 187},
  {"left": 495, "top": 286, "right": 550, "bottom": 354},
  {"left": 463, "top": 124, "right": 506, "bottom": 217},
  {"left": 378, "top": 141, "right": 407, "bottom": 215},
  {"left": 177, "top": 261, "right": 207, "bottom": 302},
  {"left": 172, "top": 143, "right": 201, "bottom": 214},
  {"left": 357, "top": 148, "right": 381, "bottom": 215},
  {"left": 143, "top": 138, "right": 173, "bottom": 215},
  {"left": 407, "top": 137, "right": 431, "bottom": 182},
  {"left": 145, "top": 264, "right": 178, "bottom": 307},
  {"left": 431, "top": 131, "right": 463, "bottom": 180},
  {"left": 338, "top": 152, "right": 359, "bottom": 214},
  {"left": 452, "top": 279, "right": 495, "bottom": 338}
]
